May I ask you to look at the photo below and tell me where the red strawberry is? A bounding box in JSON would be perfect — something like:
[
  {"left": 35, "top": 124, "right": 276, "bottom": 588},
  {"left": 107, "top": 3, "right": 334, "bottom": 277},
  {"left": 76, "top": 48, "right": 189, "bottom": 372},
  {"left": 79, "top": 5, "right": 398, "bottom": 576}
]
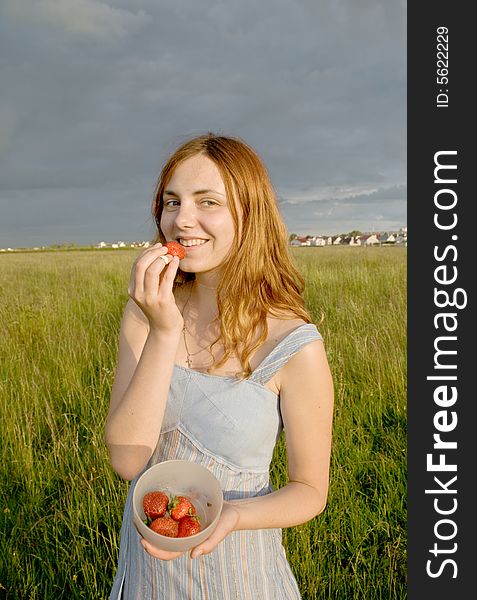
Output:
[
  {"left": 177, "top": 515, "right": 201, "bottom": 538},
  {"left": 143, "top": 491, "right": 169, "bottom": 520},
  {"left": 168, "top": 495, "right": 196, "bottom": 521},
  {"left": 149, "top": 516, "right": 179, "bottom": 538},
  {"left": 164, "top": 241, "right": 186, "bottom": 260}
]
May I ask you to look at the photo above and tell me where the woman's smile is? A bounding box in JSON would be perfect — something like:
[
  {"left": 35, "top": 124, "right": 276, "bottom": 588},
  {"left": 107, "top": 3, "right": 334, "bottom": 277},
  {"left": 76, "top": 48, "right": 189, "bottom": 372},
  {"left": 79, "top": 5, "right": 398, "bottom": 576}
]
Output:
[{"left": 177, "top": 238, "right": 209, "bottom": 248}]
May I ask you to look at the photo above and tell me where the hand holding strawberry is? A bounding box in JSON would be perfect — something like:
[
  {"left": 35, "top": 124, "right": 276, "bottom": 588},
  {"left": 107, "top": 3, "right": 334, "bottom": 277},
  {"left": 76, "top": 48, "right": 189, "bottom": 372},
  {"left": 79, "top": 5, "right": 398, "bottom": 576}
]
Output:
[{"left": 127, "top": 242, "right": 183, "bottom": 334}]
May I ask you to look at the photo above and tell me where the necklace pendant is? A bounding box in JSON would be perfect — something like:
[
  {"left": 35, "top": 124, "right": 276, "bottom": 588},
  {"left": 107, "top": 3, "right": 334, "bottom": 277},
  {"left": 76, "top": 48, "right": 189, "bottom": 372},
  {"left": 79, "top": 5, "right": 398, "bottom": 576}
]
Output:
[{"left": 186, "top": 356, "right": 192, "bottom": 368}]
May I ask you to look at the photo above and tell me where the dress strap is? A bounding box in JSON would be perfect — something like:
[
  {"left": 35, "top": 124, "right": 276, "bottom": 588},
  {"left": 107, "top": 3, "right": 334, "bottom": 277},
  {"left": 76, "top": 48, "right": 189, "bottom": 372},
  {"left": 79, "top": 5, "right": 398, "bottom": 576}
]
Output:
[{"left": 249, "top": 323, "right": 323, "bottom": 386}]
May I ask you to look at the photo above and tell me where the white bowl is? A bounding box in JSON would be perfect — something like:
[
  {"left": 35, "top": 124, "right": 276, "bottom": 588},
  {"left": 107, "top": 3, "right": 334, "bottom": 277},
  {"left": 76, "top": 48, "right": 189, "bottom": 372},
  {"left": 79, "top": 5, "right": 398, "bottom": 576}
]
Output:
[{"left": 133, "top": 460, "right": 224, "bottom": 552}]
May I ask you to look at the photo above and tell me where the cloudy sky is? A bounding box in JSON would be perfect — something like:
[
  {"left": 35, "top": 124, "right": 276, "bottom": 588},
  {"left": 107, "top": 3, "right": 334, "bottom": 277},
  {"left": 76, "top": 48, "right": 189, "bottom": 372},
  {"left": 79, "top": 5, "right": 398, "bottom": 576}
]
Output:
[{"left": 0, "top": 0, "right": 406, "bottom": 248}]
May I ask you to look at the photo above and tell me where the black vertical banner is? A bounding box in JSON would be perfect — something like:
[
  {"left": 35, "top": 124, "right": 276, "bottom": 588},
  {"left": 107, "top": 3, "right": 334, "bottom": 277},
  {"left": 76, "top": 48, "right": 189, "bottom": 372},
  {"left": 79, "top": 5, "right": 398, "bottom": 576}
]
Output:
[{"left": 408, "top": 3, "right": 473, "bottom": 599}]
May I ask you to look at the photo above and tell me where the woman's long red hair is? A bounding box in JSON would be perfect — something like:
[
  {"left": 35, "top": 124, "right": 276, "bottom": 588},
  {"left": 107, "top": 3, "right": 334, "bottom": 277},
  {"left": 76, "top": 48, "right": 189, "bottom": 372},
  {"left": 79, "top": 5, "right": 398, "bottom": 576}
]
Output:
[{"left": 152, "top": 133, "right": 312, "bottom": 379}]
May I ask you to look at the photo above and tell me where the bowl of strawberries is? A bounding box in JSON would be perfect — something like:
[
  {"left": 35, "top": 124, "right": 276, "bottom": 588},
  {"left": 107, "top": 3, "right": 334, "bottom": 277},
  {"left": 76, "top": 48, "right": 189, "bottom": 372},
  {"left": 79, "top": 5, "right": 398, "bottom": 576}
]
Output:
[{"left": 132, "top": 459, "right": 224, "bottom": 552}]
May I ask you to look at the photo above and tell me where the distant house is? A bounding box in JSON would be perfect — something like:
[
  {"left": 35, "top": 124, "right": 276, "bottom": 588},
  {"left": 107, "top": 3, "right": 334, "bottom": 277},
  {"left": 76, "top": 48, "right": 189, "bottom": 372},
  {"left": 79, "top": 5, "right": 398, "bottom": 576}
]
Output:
[
  {"left": 381, "top": 233, "right": 396, "bottom": 245},
  {"left": 310, "top": 237, "right": 326, "bottom": 246},
  {"left": 367, "top": 234, "right": 380, "bottom": 245},
  {"left": 359, "top": 234, "right": 380, "bottom": 246},
  {"left": 395, "top": 234, "right": 407, "bottom": 245},
  {"left": 289, "top": 236, "right": 311, "bottom": 246},
  {"left": 289, "top": 229, "right": 408, "bottom": 248}
]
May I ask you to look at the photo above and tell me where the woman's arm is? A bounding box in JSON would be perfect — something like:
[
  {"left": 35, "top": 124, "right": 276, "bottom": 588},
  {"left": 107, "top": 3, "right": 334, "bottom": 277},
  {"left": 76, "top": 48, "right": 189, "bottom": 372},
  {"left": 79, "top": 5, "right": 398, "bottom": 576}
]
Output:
[{"left": 104, "top": 245, "right": 183, "bottom": 480}]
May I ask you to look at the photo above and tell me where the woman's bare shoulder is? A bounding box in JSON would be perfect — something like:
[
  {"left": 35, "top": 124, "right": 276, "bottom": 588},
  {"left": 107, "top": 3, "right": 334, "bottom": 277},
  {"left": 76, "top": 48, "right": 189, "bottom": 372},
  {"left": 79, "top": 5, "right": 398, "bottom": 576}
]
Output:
[
  {"left": 251, "top": 316, "right": 309, "bottom": 366},
  {"left": 266, "top": 315, "right": 309, "bottom": 342}
]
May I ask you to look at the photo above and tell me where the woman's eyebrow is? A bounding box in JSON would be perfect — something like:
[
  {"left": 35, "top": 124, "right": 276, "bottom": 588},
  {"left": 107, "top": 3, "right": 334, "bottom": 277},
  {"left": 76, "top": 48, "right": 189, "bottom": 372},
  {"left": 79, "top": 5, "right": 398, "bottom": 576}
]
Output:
[{"left": 163, "top": 188, "right": 225, "bottom": 197}]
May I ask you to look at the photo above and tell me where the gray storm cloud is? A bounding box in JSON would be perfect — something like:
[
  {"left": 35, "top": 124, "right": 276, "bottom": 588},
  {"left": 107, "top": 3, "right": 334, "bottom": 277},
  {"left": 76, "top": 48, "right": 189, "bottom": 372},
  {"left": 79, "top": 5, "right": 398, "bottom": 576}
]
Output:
[{"left": 0, "top": 0, "right": 405, "bottom": 247}]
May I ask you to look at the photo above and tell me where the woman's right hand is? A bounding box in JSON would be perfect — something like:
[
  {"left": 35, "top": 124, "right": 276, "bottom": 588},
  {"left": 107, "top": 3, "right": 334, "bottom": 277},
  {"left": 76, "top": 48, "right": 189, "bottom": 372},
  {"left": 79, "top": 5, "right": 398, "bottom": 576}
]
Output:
[{"left": 128, "top": 243, "right": 184, "bottom": 334}]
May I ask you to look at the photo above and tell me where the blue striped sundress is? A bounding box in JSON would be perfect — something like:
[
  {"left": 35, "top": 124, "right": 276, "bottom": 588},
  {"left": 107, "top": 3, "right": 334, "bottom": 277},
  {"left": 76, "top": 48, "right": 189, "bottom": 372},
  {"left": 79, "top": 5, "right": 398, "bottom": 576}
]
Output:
[{"left": 109, "top": 323, "right": 323, "bottom": 600}]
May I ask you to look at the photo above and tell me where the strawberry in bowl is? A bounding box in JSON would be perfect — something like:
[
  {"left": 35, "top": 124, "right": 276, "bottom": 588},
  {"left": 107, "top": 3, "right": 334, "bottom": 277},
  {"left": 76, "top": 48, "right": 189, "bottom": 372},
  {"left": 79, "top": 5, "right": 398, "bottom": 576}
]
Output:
[
  {"left": 142, "top": 490, "right": 202, "bottom": 539},
  {"left": 132, "top": 460, "right": 223, "bottom": 552},
  {"left": 143, "top": 491, "right": 169, "bottom": 520}
]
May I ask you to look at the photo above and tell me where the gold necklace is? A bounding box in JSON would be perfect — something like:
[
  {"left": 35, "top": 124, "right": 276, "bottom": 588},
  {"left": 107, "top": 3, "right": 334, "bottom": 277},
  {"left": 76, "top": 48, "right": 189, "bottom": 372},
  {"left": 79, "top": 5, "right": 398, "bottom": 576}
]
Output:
[
  {"left": 182, "top": 330, "right": 212, "bottom": 368},
  {"left": 180, "top": 283, "right": 217, "bottom": 369}
]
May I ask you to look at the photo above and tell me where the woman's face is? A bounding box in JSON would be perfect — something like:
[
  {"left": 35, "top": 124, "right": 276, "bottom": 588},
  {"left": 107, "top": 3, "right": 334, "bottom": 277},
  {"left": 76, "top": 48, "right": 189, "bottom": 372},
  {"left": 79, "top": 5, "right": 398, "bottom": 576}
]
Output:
[{"left": 160, "top": 154, "right": 237, "bottom": 276}]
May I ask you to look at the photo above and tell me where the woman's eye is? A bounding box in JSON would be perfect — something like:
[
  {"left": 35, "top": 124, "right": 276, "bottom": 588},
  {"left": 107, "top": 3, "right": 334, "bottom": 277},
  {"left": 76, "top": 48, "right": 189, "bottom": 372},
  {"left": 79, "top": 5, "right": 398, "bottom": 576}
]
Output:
[
  {"left": 164, "top": 199, "right": 179, "bottom": 207},
  {"left": 201, "top": 199, "right": 218, "bottom": 206}
]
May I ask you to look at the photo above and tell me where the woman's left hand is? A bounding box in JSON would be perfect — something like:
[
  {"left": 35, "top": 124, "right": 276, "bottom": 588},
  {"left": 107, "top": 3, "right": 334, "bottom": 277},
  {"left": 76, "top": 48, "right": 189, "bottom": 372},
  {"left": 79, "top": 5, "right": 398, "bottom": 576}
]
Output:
[{"left": 140, "top": 501, "right": 240, "bottom": 561}]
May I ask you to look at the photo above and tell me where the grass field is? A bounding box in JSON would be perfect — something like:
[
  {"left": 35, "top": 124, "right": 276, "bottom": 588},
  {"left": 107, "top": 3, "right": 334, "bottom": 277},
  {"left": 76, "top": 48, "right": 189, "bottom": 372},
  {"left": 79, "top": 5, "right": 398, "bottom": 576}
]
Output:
[{"left": 0, "top": 246, "right": 406, "bottom": 599}]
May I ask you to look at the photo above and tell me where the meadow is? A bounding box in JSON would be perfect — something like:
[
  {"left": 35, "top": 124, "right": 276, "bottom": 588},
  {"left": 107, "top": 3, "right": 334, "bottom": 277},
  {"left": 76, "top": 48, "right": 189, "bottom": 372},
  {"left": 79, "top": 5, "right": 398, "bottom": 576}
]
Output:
[{"left": 0, "top": 246, "right": 406, "bottom": 599}]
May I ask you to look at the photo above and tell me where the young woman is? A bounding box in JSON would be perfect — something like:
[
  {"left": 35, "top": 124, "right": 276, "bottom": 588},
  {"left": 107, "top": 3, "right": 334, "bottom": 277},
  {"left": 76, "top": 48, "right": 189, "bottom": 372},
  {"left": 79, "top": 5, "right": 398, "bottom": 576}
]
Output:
[{"left": 105, "top": 133, "right": 334, "bottom": 599}]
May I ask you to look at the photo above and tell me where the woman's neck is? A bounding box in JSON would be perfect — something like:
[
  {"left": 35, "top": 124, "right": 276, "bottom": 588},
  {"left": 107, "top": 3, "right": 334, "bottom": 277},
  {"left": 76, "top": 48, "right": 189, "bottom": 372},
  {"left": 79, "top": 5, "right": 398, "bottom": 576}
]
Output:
[
  {"left": 192, "top": 273, "right": 219, "bottom": 307},
  {"left": 194, "top": 270, "right": 219, "bottom": 289},
  {"left": 182, "top": 279, "right": 218, "bottom": 323}
]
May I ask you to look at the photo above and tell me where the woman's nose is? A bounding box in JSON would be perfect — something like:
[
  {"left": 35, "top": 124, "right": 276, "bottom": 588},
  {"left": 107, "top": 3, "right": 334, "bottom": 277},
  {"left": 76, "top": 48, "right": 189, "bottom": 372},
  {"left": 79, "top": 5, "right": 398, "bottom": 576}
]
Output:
[{"left": 174, "top": 202, "right": 198, "bottom": 228}]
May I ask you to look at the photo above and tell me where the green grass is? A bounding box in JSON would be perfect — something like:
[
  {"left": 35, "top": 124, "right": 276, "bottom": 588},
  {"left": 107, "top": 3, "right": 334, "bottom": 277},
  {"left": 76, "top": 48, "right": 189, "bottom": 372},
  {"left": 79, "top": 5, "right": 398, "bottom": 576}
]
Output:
[{"left": 0, "top": 246, "right": 406, "bottom": 599}]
